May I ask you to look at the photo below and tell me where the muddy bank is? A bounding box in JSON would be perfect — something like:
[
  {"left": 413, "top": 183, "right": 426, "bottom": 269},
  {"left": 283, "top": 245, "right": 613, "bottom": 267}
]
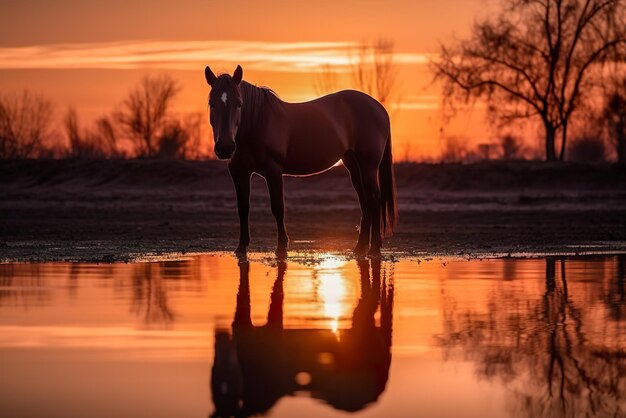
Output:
[{"left": 1, "top": 159, "right": 625, "bottom": 262}]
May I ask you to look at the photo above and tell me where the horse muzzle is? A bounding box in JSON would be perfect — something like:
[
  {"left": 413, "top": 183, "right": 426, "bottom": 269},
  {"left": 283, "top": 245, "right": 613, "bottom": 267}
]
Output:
[{"left": 214, "top": 140, "right": 236, "bottom": 160}]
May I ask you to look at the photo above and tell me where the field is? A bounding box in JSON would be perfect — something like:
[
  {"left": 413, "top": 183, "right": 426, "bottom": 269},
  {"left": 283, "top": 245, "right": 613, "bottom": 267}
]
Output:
[{"left": 1, "top": 159, "right": 625, "bottom": 262}]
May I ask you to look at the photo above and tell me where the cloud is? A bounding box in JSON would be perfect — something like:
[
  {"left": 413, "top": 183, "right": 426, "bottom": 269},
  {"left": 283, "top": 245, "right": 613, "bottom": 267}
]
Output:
[
  {"left": 0, "top": 40, "right": 431, "bottom": 72},
  {"left": 391, "top": 95, "right": 440, "bottom": 110}
]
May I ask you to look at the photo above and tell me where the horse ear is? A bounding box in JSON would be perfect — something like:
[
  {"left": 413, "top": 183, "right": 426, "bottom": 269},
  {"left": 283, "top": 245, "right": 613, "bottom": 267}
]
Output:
[
  {"left": 233, "top": 65, "right": 243, "bottom": 85},
  {"left": 205, "top": 66, "right": 217, "bottom": 86}
]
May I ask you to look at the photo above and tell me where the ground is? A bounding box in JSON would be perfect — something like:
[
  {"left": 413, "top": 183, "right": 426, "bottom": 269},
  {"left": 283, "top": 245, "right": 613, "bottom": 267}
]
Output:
[{"left": 1, "top": 159, "right": 625, "bottom": 262}]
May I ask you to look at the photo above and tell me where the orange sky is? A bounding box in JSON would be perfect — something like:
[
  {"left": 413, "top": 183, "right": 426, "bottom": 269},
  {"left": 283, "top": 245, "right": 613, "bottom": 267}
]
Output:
[{"left": 0, "top": 0, "right": 507, "bottom": 160}]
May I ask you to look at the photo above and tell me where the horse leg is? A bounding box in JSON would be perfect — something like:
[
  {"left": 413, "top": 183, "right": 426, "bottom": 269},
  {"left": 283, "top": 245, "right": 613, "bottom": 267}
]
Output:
[
  {"left": 342, "top": 151, "right": 370, "bottom": 255},
  {"left": 233, "top": 261, "right": 253, "bottom": 328},
  {"left": 360, "top": 164, "right": 382, "bottom": 256},
  {"left": 229, "top": 163, "right": 251, "bottom": 254},
  {"left": 265, "top": 169, "right": 289, "bottom": 258},
  {"left": 266, "top": 261, "right": 286, "bottom": 330}
]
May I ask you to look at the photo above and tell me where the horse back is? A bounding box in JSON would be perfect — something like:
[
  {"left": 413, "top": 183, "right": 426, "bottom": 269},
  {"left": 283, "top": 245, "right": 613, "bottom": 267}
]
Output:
[{"left": 280, "top": 90, "right": 390, "bottom": 175}]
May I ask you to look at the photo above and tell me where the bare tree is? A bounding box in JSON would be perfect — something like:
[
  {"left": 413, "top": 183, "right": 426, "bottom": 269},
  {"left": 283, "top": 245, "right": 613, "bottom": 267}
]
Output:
[
  {"left": 499, "top": 134, "right": 525, "bottom": 160},
  {"left": 313, "top": 64, "right": 340, "bottom": 96},
  {"left": 438, "top": 258, "right": 626, "bottom": 417},
  {"left": 155, "top": 112, "right": 209, "bottom": 159},
  {"left": 567, "top": 134, "right": 607, "bottom": 161},
  {"left": 116, "top": 74, "right": 180, "bottom": 157},
  {"left": 0, "top": 90, "right": 55, "bottom": 158},
  {"left": 397, "top": 140, "right": 416, "bottom": 162},
  {"left": 157, "top": 121, "right": 189, "bottom": 159},
  {"left": 180, "top": 111, "right": 207, "bottom": 159},
  {"left": 351, "top": 38, "right": 398, "bottom": 106},
  {"left": 313, "top": 38, "right": 399, "bottom": 107},
  {"left": 64, "top": 108, "right": 119, "bottom": 158},
  {"left": 95, "top": 116, "right": 118, "bottom": 157},
  {"left": 602, "top": 75, "right": 626, "bottom": 164},
  {"left": 433, "top": 0, "right": 626, "bottom": 161},
  {"left": 440, "top": 135, "right": 469, "bottom": 162},
  {"left": 65, "top": 108, "right": 93, "bottom": 158}
]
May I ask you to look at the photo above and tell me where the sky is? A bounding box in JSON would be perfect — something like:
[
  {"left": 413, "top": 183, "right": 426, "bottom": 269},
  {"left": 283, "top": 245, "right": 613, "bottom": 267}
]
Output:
[{"left": 0, "top": 0, "right": 503, "bottom": 159}]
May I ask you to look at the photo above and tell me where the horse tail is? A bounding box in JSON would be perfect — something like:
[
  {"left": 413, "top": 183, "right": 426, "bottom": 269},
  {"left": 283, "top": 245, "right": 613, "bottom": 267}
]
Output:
[{"left": 379, "top": 132, "right": 397, "bottom": 237}]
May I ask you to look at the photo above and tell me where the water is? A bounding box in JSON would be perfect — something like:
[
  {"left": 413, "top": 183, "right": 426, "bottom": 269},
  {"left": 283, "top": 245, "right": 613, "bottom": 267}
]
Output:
[{"left": 1, "top": 255, "right": 625, "bottom": 418}]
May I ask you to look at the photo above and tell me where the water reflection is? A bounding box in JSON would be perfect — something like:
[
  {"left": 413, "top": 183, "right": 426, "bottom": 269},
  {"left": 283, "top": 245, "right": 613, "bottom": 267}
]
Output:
[
  {"left": 1, "top": 255, "right": 626, "bottom": 418},
  {"left": 130, "top": 263, "right": 176, "bottom": 324},
  {"left": 210, "top": 258, "right": 394, "bottom": 417},
  {"left": 439, "top": 256, "right": 626, "bottom": 417},
  {"left": 0, "top": 260, "right": 201, "bottom": 324},
  {"left": 0, "top": 264, "right": 51, "bottom": 308}
]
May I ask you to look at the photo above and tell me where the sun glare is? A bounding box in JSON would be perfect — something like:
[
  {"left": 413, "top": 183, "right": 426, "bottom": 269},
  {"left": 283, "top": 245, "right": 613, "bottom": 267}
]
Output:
[{"left": 314, "top": 255, "right": 349, "bottom": 333}]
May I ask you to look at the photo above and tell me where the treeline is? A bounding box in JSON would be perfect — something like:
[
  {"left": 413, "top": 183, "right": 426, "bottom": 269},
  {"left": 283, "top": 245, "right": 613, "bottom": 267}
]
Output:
[
  {"left": 0, "top": 74, "right": 212, "bottom": 160},
  {"left": 436, "top": 131, "right": 620, "bottom": 164}
]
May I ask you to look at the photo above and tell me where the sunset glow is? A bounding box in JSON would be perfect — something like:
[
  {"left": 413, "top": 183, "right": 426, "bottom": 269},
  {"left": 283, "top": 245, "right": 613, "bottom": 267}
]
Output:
[{"left": 0, "top": 0, "right": 496, "bottom": 160}]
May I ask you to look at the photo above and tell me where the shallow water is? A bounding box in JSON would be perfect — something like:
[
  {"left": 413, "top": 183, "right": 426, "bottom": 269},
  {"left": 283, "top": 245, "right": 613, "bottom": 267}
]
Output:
[{"left": 1, "top": 254, "right": 625, "bottom": 418}]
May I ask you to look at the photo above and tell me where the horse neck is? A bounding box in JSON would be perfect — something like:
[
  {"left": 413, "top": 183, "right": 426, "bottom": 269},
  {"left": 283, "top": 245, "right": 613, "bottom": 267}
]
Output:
[{"left": 236, "top": 82, "right": 279, "bottom": 142}]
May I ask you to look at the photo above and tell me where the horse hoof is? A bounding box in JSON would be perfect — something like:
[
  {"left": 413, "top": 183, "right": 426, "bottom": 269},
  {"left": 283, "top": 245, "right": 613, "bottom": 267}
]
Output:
[
  {"left": 275, "top": 247, "right": 288, "bottom": 259},
  {"left": 234, "top": 245, "right": 248, "bottom": 255},
  {"left": 367, "top": 247, "right": 381, "bottom": 258}
]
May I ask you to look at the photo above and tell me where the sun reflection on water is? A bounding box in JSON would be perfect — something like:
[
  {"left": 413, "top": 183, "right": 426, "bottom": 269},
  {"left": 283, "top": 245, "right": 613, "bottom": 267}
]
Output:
[{"left": 313, "top": 255, "right": 348, "bottom": 333}]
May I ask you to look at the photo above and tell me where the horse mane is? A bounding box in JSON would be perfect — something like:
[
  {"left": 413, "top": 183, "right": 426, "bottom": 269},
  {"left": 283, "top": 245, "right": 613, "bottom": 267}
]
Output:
[{"left": 237, "top": 81, "right": 282, "bottom": 141}]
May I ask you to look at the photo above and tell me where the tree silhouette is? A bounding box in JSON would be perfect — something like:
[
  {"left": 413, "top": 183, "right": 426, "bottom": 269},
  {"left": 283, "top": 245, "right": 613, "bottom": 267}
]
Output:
[
  {"left": 433, "top": 0, "right": 626, "bottom": 161},
  {"left": 438, "top": 257, "right": 626, "bottom": 417},
  {"left": 0, "top": 90, "right": 55, "bottom": 158},
  {"left": 603, "top": 74, "right": 626, "bottom": 164},
  {"left": 313, "top": 38, "right": 398, "bottom": 107},
  {"left": 313, "top": 64, "right": 340, "bottom": 96},
  {"left": 352, "top": 38, "right": 398, "bottom": 106},
  {"left": 64, "top": 107, "right": 119, "bottom": 158},
  {"left": 115, "top": 74, "right": 180, "bottom": 157}
]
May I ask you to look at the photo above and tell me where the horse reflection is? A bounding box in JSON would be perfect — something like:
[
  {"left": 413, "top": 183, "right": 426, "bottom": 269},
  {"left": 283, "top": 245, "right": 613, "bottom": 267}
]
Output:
[{"left": 210, "top": 258, "right": 393, "bottom": 418}]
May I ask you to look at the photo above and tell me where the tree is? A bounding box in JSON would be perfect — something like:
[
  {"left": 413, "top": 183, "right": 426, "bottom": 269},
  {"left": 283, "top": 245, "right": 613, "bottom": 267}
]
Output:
[
  {"left": 116, "top": 74, "right": 180, "bottom": 157},
  {"left": 313, "top": 64, "right": 340, "bottom": 96},
  {"left": 433, "top": 0, "right": 626, "bottom": 161},
  {"left": 313, "top": 38, "right": 399, "bottom": 107},
  {"left": 603, "top": 75, "right": 626, "bottom": 164},
  {"left": 440, "top": 135, "right": 468, "bottom": 162},
  {"left": 567, "top": 134, "right": 607, "bottom": 161},
  {"left": 438, "top": 258, "right": 626, "bottom": 417},
  {"left": 0, "top": 90, "right": 55, "bottom": 158},
  {"left": 179, "top": 112, "right": 207, "bottom": 159},
  {"left": 157, "top": 121, "right": 189, "bottom": 159},
  {"left": 499, "top": 134, "right": 525, "bottom": 160},
  {"left": 64, "top": 108, "right": 119, "bottom": 158},
  {"left": 352, "top": 38, "right": 398, "bottom": 106}
]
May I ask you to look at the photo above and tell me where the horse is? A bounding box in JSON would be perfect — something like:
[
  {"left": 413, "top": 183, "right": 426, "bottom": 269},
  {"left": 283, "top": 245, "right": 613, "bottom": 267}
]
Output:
[
  {"left": 210, "top": 258, "right": 393, "bottom": 417},
  {"left": 205, "top": 65, "right": 397, "bottom": 257}
]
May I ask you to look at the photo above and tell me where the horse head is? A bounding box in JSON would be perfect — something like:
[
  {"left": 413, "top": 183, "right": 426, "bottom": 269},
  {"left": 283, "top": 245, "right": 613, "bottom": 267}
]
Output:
[{"left": 205, "top": 65, "right": 243, "bottom": 160}]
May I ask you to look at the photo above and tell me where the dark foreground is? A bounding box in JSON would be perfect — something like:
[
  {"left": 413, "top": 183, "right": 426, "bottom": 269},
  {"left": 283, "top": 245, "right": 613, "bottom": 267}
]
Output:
[
  {"left": 1, "top": 254, "right": 625, "bottom": 418},
  {"left": 1, "top": 159, "right": 626, "bottom": 262}
]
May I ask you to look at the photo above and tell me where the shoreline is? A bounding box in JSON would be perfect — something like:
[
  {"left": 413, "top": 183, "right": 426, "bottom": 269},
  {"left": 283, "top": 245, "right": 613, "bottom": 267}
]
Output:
[{"left": 2, "top": 159, "right": 625, "bottom": 263}]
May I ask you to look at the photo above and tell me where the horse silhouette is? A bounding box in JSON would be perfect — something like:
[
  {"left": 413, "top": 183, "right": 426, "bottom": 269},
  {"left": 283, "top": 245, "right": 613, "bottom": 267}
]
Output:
[
  {"left": 210, "top": 258, "right": 393, "bottom": 417},
  {"left": 205, "top": 65, "right": 397, "bottom": 257}
]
